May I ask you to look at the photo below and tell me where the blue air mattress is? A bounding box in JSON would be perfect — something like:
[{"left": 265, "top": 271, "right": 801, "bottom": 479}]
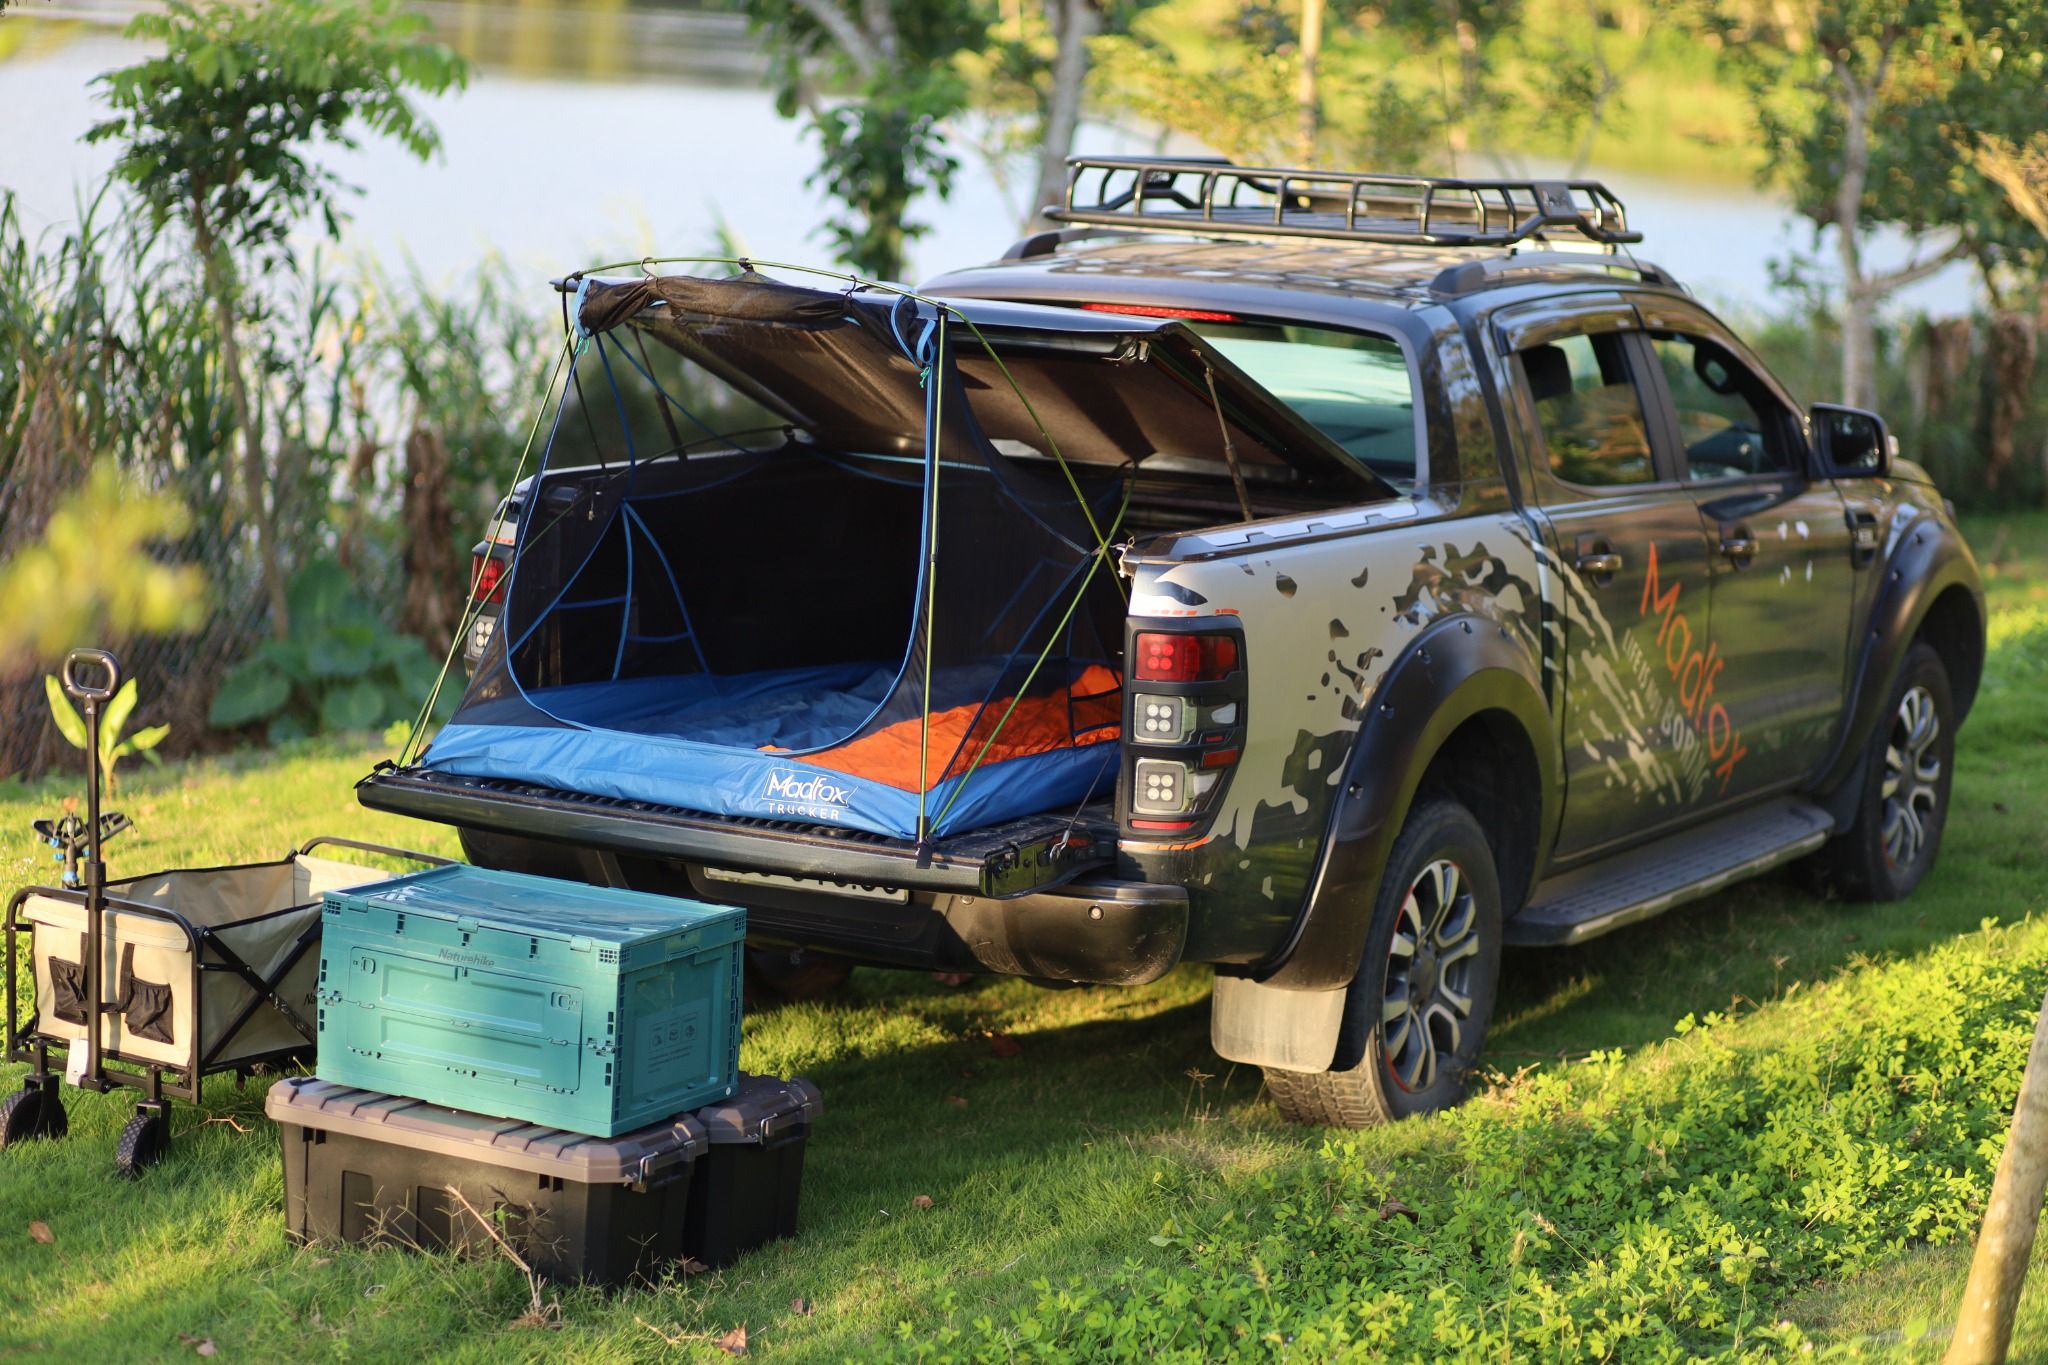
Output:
[{"left": 422, "top": 661, "right": 1120, "bottom": 840}]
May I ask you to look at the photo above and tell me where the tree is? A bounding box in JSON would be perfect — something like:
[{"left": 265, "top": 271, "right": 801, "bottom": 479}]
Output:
[
  {"left": 1968, "top": 133, "right": 2048, "bottom": 242},
  {"left": 1714, "top": 0, "right": 2034, "bottom": 409},
  {"left": 977, "top": 0, "right": 1182, "bottom": 231},
  {"left": 88, "top": 0, "right": 465, "bottom": 636},
  {"left": 1091, "top": 2, "right": 1512, "bottom": 178},
  {"left": 749, "top": 0, "right": 985, "bottom": 280}
]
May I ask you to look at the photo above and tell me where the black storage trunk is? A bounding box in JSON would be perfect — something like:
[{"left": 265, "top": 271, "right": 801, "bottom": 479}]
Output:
[
  {"left": 684, "top": 1073, "right": 823, "bottom": 1268},
  {"left": 266, "top": 1076, "right": 708, "bottom": 1287}
]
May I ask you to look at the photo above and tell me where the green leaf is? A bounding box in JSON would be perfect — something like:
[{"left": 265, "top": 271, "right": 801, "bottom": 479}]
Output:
[
  {"left": 127, "top": 723, "right": 171, "bottom": 753},
  {"left": 285, "top": 557, "right": 358, "bottom": 628},
  {"left": 320, "top": 679, "right": 387, "bottom": 732},
  {"left": 209, "top": 658, "right": 292, "bottom": 727},
  {"left": 307, "top": 622, "right": 378, "bottom": 678},
  {"left": 257, "top": 637, "right": 313, "bottom": 684},
  {"left": 102, "top": 678, "right": 139, "bottom": 751},
  {"left": 374, "top": 630, "right": 428, "bottom": 669},
  {"left": 44, "top": 676, "right": 89, "bottom": 750}
]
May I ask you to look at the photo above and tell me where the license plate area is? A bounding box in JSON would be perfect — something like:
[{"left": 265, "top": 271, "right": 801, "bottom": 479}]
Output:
[{"left": 701, "top": 867, "right": 910, "bottom": 904}]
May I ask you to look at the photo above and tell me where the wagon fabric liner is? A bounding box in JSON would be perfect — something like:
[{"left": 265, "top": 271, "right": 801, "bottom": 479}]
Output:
[
  {"left": 20, "top": 852, "right": 385, "bottom": 1072},
  {"left": 426, "top": 273, "right": 1174, "bottom": 842}
]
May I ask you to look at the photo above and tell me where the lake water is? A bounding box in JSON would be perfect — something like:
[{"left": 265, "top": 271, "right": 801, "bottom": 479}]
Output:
[{"left": 1, "top": 1, "right": 1975, "bottom": 324}]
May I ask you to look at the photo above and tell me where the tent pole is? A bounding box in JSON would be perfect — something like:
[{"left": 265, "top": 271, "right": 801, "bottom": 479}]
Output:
[{"left": 915, "top": 313, "right": 947, "bottom": 862}]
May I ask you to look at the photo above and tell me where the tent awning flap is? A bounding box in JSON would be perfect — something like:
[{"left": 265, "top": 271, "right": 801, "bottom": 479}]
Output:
[{"left": 571, "top": 272, "right": 1394, "bottom": 499}]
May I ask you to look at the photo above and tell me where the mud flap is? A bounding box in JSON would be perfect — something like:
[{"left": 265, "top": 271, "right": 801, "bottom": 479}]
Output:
[{"left": 1210, "top": 976, "right": 1347, "bottom": 1072}]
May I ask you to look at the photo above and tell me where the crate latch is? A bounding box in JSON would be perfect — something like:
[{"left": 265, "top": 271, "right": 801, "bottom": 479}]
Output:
[{"left": 632, "top": 1147, "right": 690, "bottom": 1192}]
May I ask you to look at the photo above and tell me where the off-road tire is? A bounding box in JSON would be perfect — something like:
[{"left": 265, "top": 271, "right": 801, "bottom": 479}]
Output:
[
  {"left": 0, "top": 1083, "right": 66, "bottom": 1147},
  {"left": 1265, "top": 799, "right": 1503, "bottom": 1128},
  {"left": 1818, "top": 641, "right": 1955, "bottom": 902},
  {"left": 113, "top": 1107, "right": 170, "bottom": 1179}
]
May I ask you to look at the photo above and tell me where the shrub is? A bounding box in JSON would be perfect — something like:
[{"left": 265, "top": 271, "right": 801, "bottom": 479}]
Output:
[
  {"left": 207, "top": 558, "right": 454, "bottom": 744},
  {"left": 888, "top": 921, "right": 2048, "bottom": 1362}
]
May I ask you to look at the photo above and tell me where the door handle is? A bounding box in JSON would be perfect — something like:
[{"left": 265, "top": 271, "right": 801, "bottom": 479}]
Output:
[
  {"left": 1719, "top": 529, "right": 1759, "bottom": 562},
  {"left": 1575, "top": 551, "right": 1623, "bottom": 576},
  {"left": 1847, "top": 508, "right": 1880, "bottom": 565}
]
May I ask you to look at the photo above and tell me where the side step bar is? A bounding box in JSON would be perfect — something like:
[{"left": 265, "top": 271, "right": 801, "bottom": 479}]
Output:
[{"left": 1506, "top": 798, "right": 1835, "bottom": 947}]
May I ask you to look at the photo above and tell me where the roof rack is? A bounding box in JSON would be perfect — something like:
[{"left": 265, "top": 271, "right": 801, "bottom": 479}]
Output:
[{"left": 1047, "top": 157, "right": 1643, "bottom": 250}]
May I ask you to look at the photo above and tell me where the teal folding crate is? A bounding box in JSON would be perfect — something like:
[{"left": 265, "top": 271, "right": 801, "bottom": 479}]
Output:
[{"left": 315, "top": 865, "right": 744, "bottom": 1137}]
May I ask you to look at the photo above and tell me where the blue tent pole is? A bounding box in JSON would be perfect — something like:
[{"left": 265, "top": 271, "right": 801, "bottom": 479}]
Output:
[{"left": 915, "top": 312, "right": 947, "bottom": 860}]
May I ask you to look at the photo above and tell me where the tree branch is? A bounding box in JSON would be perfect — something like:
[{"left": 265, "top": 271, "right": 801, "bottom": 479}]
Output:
[
  {"left": 1868, "top": 235, "right": 1971, "bottom": 293},
  {"left": 859, "top": 0, "right": 896, "bottom": 67},
  {"left": 788, "top": 0, "right": 880, "bottom": 77}
]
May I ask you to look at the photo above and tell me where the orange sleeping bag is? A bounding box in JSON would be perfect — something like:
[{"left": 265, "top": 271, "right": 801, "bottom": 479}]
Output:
[{"left": 766, "top": 664, "right": 1122, "bottom": 792}]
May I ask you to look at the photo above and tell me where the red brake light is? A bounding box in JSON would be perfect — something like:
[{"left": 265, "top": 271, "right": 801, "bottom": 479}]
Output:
[
  {"left": 470, "top": 553, "right": 506, "bottom": 605},
  {"left": 1133, "top": 631, "right": 1238, "bottom": 683},
  {"left": 1079, "top": 302, "right": 1240, "bottom": 323}
]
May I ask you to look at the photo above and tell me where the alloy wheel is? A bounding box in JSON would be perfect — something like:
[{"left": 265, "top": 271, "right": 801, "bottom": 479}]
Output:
[
  {"left": 1880, "top": 684, "right": 1943, "bottom": 871},
  {"left": 1381, "top": 858, "right": 1481, "bottom": 1092}
]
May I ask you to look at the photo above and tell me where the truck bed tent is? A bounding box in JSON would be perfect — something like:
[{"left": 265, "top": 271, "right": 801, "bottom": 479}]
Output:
[{"left": 424, "top": 273, "right": 1134, "bottom": 843}]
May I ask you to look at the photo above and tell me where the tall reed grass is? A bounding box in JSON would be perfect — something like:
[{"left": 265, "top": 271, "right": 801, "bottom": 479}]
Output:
[{"left": 0, "top": 181, "right": 554, "bottom": 779}]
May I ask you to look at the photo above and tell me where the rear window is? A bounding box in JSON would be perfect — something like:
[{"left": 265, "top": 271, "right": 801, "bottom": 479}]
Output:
[{"left": 1189, "top": 322, "right": 1418, "bottom": 484}]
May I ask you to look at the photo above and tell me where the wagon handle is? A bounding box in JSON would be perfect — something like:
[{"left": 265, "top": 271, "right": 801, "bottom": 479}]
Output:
[
  {"left": 61, "top": 648, "right": 120, "bottom": 705},
  {"left": 63, "top": 646, "right": 122, "bottom": 1095},
  {"left": 296, "top": 835, "right": 455, "bottom": 867}
]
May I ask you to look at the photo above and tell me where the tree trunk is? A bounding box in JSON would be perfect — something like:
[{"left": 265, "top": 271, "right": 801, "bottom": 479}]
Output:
[
  {"left": 1981, "top": 312, "right": 2037, "bottom": 493},
  {"left": 400, "top": 425, "right": 456, "bottom": 645},
  {"left": 1945, "top": 988, "right": 2048, "bottom": 1365},
  {"left": 196, "top": 216, "right": 289, "bottom": 639},
  {"left": 1830, "top": 59, "right": 1878, "bottom": 410},
  {"left": 1030, "top": 0, "right": 1100, "bottom": 230},
  {"left": 1839, "top": 280, "right": 1880, "bottom": 411},
  {"left": 1914, "top": 317, "right": 1975, "bottom": 427},
  {"left": 1296, "top": 0, "right": 1325, "bottom": 166}
]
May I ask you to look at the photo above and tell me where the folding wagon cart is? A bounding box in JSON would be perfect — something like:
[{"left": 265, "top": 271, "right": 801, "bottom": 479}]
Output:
[{"left": 2, "top": 649, "right": 448, "bottom": 1176}]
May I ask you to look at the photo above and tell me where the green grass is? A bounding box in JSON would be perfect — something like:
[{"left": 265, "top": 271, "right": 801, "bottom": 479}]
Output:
[{"left": 1, "top": 513, "right": 2045, "bottom": 1361}]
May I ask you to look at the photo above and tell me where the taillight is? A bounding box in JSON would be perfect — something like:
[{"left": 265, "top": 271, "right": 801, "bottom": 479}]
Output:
[
  {"left": 1133, "top": 631, "right": 1238, "bottom": 682},
  {"left": 1124, "top": 626, "right": 1245, "bottom": 836},
  {"left": 470, "top": 553, "right": 506, "bottom": 604}
]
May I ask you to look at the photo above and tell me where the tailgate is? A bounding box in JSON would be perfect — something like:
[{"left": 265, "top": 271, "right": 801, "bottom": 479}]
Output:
[{"left": 356, "top": 768, "right": 1116, "bottom": 899}]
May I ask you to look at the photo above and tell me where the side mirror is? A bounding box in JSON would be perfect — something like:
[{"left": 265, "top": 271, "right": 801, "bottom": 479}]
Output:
[{"left": 1810, "top": 403, "right": 1891, "bottom": 478}]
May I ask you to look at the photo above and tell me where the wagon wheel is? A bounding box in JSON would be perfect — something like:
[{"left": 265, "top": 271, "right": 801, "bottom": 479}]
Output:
[
  {"left": 0, "top": 1080, "right": 68, "bottom": 1147},
  {"left": 114, "top": 1103, "right": 171, "bottom": 1178}
]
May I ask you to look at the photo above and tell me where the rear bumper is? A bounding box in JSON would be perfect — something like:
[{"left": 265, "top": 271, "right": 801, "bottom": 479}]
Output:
[{"left": 728, "top": 872, "right": 1188, "bottom": 986}]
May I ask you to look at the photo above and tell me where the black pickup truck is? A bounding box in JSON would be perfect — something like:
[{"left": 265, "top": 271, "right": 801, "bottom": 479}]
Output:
[{"left": 363, "top": 159, "right": 1985, "bottom": 1128}]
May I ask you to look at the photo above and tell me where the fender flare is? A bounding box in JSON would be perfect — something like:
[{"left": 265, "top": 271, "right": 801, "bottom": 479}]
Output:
[
  {"left": 1244, "top": 611, "right": 1558, "bottom": 996},
  {"left": 1816, "top": 515, "right": 1986, "bottom": 798}
]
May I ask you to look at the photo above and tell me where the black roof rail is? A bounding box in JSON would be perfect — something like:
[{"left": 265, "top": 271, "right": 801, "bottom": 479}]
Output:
[
  {"left": 1047, "top": 157, "right": 1643, "bottom": 250},
  {"left": 999, "top": 225, "right": 1145, "bottom": 261},
  {"left": 1429, "top": 251, "right": 1680, "bottom": 296}
]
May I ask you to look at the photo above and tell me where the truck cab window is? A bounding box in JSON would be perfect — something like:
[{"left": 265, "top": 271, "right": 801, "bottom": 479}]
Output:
[
  {"left": 1648, "top": 331, "right": 1796, "bottom": 481},
  {"left": 1519, "top": 333, "right": 1655, "bottom": 488},
  {"left": 1189, "top": 322, "right": 1419, "bottom": 487}
]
